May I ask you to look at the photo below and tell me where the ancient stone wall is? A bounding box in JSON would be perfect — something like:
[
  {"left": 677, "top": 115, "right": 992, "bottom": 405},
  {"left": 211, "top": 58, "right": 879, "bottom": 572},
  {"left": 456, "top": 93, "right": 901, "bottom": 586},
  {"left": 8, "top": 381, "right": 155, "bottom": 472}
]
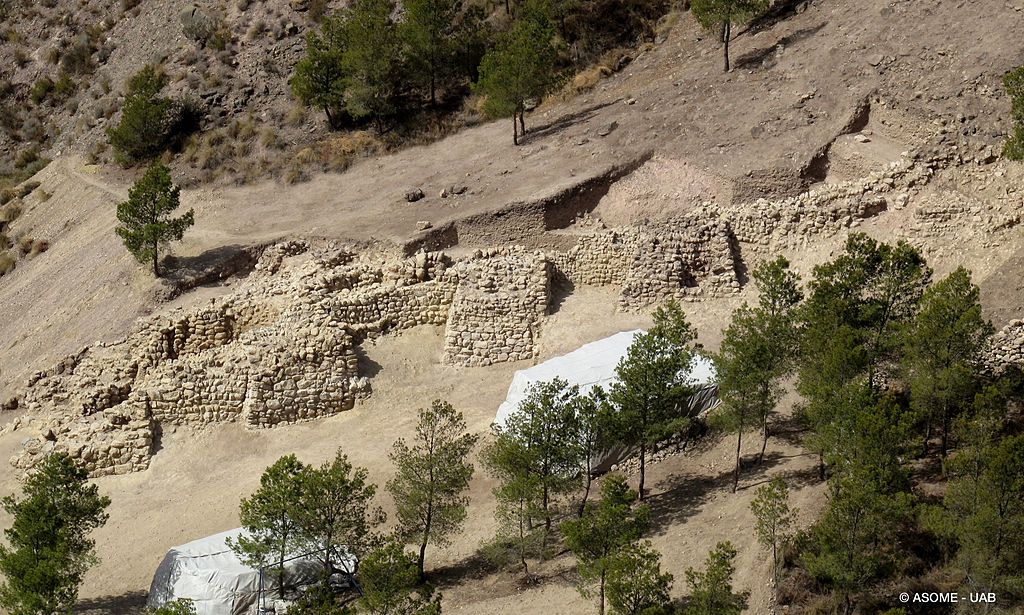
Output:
[
  {"left": 442, "top": 248, "right": 551, "bottom": 366},
  {"left": 985, "top": 320, "right": 1024, "bottom": 374}
]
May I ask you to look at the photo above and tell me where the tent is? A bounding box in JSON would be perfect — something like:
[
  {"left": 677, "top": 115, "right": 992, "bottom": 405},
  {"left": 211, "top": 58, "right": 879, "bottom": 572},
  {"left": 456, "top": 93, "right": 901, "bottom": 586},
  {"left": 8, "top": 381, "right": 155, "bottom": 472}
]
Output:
[
  {"left": 494, "top": 329, "right": 719, "bottom": 471},
  {"left": 147, "top": 528, "right": 353, "bottom": 615}
]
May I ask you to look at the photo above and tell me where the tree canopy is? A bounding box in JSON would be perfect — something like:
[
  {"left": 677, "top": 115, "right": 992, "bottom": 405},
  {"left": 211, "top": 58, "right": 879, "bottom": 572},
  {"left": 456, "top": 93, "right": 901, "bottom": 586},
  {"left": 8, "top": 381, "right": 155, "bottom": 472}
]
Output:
[
  {"left": 0, "top": 453, "right": 111, "bottom": 615},
  {"left": 388, "top": 400, "right": 479, "bottom": 580},
  {"left": 115, "top": 162, "right": 194, "bottom": 277},
  {"left": 474, "top": 0, "right": 559, "bottom": 144}
]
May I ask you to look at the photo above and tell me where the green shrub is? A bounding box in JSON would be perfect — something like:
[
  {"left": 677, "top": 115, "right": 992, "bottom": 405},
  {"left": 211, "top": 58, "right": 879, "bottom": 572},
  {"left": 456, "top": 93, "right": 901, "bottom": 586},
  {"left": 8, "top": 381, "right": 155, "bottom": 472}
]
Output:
[
  {"left": 30, "top": 78, "right": 55, "bottom": 104},
  {"left": 18, "top": 181, "right": 40, "bottom": 198},
  {"left": 107, "top": 65, "right": 198, "bottom": 166},
  {"left": 53, "top": 73, "right": 76, "bottom": 99},
  {"left": 1004, "top": 66, "right": 1024, "bottom": 160},
  {"left": 60, "top": 41, "right": 94, "bottom": 74}
]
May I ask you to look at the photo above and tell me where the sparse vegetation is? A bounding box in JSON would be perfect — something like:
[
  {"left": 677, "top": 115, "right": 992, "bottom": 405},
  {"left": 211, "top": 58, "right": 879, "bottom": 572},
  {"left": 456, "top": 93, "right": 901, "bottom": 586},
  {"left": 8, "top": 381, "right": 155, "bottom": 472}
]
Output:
[{"left": 1003, "top": 66, "right": 1024, "bottom": 160}]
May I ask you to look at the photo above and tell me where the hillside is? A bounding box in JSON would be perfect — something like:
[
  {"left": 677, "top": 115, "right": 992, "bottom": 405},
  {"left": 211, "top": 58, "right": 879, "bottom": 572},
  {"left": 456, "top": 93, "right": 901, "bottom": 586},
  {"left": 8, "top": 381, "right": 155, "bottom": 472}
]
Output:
[{"left": 0, "top": 0, "right": 1023, "bottom": 613}]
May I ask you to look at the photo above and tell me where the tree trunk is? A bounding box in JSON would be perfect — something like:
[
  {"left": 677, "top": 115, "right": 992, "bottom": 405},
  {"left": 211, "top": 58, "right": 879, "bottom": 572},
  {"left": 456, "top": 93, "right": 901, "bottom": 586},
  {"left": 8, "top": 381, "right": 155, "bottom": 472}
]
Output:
[
  {"left": 578, "top": 470, "right": 592, "bottom": 518},
  {"left": 512, "top": 114, "right": 519, "bottom": 145},
  {"left": 599, "top": 570, "right": 606, "bottom": 615},
  {"left": 152, "top": 240, "right": 160, "bottom": 277},
  {"left": 722, "top": 20, "right": 731, "bottom": 72},
  {"left": 818, "top": 452, "right": 826, "bottom": 481},
  {"left": 519, "top": 111, "right": 526, "bottom": 138},
  {"left": 733, "top": 429, "right": 742, "bottom": 493},
  {"left": 638, "top": 443, "right": 647, "bottom": 500},
  {"left": 922, "top": 413, "right": 932, "bottom": 457},
  {"left": 278, "top": 548, "right": 287, "bottom": 599},
  {"left": 759, "top": 416, "right": 769, "bottom": 464},
  {"left": 505, "top": 0, "right": 510, "bottom": 14},
  {"left": 430, "top": 72, "right": 437, "bottom": 107}
]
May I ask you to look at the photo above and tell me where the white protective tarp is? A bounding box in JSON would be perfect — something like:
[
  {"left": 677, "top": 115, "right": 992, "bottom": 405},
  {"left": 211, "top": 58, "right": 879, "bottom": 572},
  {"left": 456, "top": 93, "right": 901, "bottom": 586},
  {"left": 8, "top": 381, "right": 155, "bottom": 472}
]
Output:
[
  {"left": 146, "top": 528, "right": 347, "bottom": 615},
  {"left": 494, "top": 330, "right": 719, "bottom": 470}
]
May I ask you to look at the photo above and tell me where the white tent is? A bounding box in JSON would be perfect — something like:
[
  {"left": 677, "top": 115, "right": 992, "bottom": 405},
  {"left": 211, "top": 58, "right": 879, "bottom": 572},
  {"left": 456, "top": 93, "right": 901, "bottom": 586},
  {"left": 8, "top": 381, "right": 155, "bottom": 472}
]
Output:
[
  {"left": 147, "top": 528, "right": 350, "bottom": 615},
  {"left": 494, "top": 330, "right": 719, "bottom": 470}
]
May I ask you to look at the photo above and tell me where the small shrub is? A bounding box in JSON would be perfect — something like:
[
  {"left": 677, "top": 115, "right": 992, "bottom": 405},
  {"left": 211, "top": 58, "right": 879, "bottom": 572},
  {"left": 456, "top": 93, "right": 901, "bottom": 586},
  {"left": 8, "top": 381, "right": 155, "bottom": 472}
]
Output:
[
  {"left": 37, "top": 190, "right": 51, "bottom": 202},
  {"left": 16, "top": 235, "right": 33, "bottom": 256},
  {"left": 0, "top": 252, "right": 14, "bottom": 276},
  {"left": 60, "top": 41, "right": 94, "bottom": 74},
  {"left": 44, "top": 46, "right": 61, "bottom": 65},
  {"left": 0, "top": 190, "right": 15, "bottom": 207},
  {"left": 29, "top": 238, "right": 50, "bottom": 257},
  {"left": 0, "top": 233, "right": 10, "bottom": 250},
  {"left": 30, "top": 78, "right": 55, "bottom": 104},
  {"left": 18, "top": 182, "right": 40, "bottom": 198},
  {"left": 285, "top": 105, "right": 307, "bottom": 127},
  {"left": 14, "top": 147, "right": 40, "bottom": 170},
  {"left": 53, "top": 73, "right": 77, "bottom": 99},
  {"left": 0, "top": 202, "right": 22, "bottom": 223},
  {"left": 121, "top": 0, "right": 141, "bottom": 10}
]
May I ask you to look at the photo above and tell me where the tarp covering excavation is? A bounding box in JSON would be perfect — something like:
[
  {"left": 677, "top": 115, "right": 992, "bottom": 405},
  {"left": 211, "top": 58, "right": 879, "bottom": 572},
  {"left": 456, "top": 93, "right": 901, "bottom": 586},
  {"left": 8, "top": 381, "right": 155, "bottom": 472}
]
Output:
[
  {"left": 147, "top": 528, "right": 352, "bottom": 615},
  {"left": 494, "top": 330, "right": 719, "bottom": 471}
]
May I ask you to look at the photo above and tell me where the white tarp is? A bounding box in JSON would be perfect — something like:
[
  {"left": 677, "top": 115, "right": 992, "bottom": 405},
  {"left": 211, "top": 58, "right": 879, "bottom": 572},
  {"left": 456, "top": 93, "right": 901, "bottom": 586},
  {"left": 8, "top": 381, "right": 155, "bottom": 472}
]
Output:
[
  {"left": 495, "top": 329, "right": 718, "bottom": 429},
  {"left": 493, "top": 330, "right": 719, "bottom": 471},
  {"left": 146, "top": 528, "right": 347, "bottom": 615}
]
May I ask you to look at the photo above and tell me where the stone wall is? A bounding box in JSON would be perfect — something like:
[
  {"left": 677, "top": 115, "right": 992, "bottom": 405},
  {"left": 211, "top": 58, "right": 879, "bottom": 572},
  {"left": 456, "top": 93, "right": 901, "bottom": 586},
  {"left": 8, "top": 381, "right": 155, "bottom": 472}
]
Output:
[
  {"left": 442, "top": 248, "right": 551, "bottom": 366},
  {"left": 985, "top": 320, "right": 1024, "bottom": 374}
]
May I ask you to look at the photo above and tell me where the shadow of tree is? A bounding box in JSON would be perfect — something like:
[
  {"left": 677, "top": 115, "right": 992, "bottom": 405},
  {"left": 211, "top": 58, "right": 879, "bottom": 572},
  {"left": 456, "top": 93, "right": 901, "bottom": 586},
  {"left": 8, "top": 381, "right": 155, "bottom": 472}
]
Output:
[
  {"left": 644, "top": 448, "right": 814, "bottom": 535},
  {"left": 521, "top": 100, "right": 619, "bottom": 144},
  {"left": 732, "top": 23, "right": 827, "bottom": 71},
  {"left": 74, "top": 590, "right": 148, "bottom": 614},
  {"left": 161, "top": 243, "right": 262, "bottom": 289}
]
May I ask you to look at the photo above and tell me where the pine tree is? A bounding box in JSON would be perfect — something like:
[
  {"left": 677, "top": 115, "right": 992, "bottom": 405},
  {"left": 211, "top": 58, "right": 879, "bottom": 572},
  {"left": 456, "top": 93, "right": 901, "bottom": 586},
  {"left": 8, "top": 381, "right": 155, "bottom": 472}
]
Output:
[
  {"left": 902, "top": 267, "right": 993, "bottom": 457},
  {"left": 608, "top": 300, "right": 697, "bottom": 499},
  {"left": 803, "top": 473, "right": 913, "bottom": 615},
  {"left": 400, "top": 0, "right": 461, "bottom": 105},
  {"left": 474, "top": 0, "right": 558, "bottom": 144},
  {"left": 689, "top": 0, "right": 769, "bottom": 71},
  {"left": 605, "top": 541, "right": 673, "bottom": 615},
  {"left": 387, "top": 400, "right": 479, "bottom": 580},
  {"left": 682, "top": 541, "right": 748, "bottom": 615},
  {"left": 293, "top": 451, "right": 386, "bottom": 576},
  {"left": 341, "top": 0, "right": 404, "bottom": 130},
  {"left": 572, "top": 387, "right": 612, "bottom": 518},
  {"left": 292, "top": 14, "right": 349, "bottom": 129},
  {"left": 228, "top": 455, "right": 308, "bottom": 599},
  {"left": 0, "top": 453, "right": 111, "bottom": 615},
  {"left": 797, "top": 234, "right": 930, "bottom": 478},
  {"left": 750, "top": 477, "right": 795, "bottom": 586},
  {"left": 115, "top": 162, "right": 194, "bottom": 277},
  {"left": 107, "top": 65, "right": 192, "bottom": 166},
  {"left": 483, "top": 378, "right": 582, "bottom": 550},
  {"left": 562, "top": 475, "right": 650, "bottom": 615},
  {"left": 714, "top": 258, "right": 800, "bottom": 491}
]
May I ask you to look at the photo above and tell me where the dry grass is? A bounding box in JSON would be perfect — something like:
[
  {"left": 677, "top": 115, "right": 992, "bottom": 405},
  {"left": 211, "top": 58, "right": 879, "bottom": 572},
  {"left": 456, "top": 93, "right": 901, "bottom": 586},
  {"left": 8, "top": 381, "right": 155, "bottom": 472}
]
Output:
[
  {"left": 29, "top": 238, "right": 50, "bottom": 257},
  {"left": 0, "top": 251, "right": 14, "bottom": 276},
  {"left": 16, "top": 235, "right": 34, "bottom": 256}
]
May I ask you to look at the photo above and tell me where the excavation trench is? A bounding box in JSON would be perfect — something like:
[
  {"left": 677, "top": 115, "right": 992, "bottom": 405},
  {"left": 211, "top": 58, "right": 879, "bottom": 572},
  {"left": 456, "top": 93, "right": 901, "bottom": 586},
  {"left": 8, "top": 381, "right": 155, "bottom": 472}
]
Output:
[{"left": 402, "top": 151, "right": 654, "bottom": 255}]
